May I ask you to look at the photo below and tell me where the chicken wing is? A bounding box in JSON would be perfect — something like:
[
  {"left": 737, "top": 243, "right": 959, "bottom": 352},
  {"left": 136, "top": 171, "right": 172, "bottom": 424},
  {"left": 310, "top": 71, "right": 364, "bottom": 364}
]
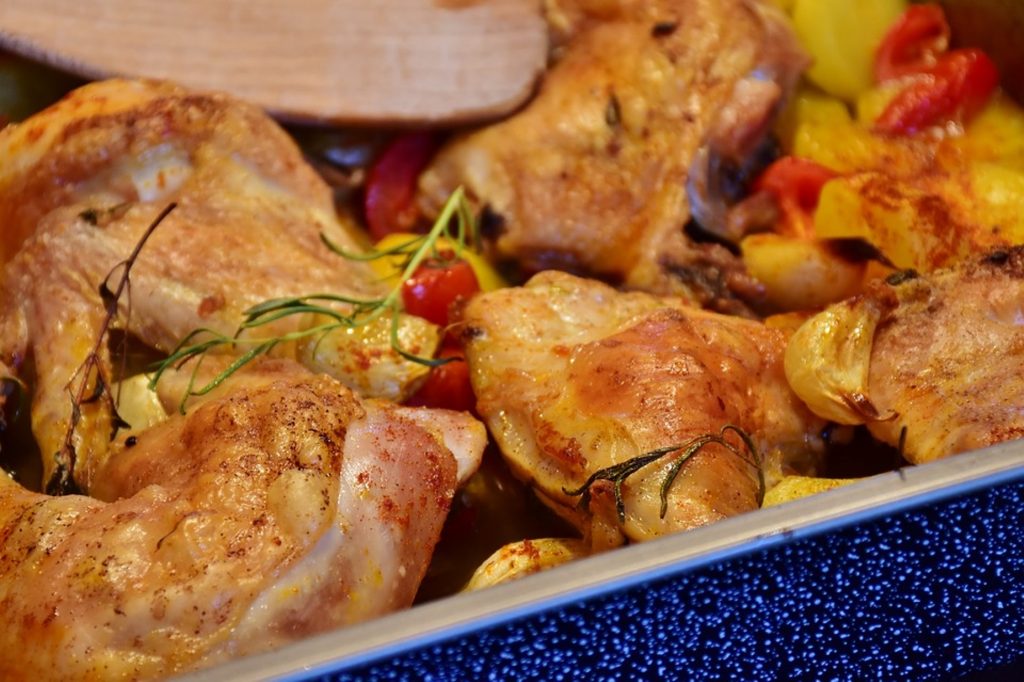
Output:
[
  {"left": 419, "top": 0, "right": 805, "bottom": 311},
  {"left": 786, "top": 247, "right": 1024, "bottom": 464},
  {"left": 0, "top": 365, "right": 485, "bottom": 679},
  {"left": 461, "top": 271, "right": 824, "bottom": 547},
  {"left": 0, "top": 80, "right": 437, "bottom": 492}
]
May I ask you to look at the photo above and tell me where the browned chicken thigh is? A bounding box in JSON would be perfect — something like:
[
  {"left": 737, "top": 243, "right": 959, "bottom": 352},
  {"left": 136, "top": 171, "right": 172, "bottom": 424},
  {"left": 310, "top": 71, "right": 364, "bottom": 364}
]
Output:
[
  {"left": 0, "top": 80, "right": 437, "bottom": 492},
  {"left": 786, "top": 247, "right": 1024, "bottom": 464},
  {"left": 0, "top": 80, "right": 491, "bottom": 678},
  {"left": 0, "top": 363, "right": 485, "bottom": 679},
  {"left": 419, "top": 0, "right": 805, "bottom": 311},
  {"left": 0, "top": 76, "right": 496, "bottom": 678},
  {"left": 461, "top": 271, "right": 824, "bottom": 547}
]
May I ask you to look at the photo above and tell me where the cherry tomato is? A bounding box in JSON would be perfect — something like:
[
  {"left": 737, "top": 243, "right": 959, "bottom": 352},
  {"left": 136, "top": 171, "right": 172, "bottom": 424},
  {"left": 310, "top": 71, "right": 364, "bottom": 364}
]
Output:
[
  {"left": 754, "top": 156, "right": 838, "bottom": 238},
  {"left": 874, "top": 4, "right": 950, "bottom": 83},
  {"left": 401, "top": 254, "right": 480, "bottom": 327},
  {"left": 875, "top": 49, "right": 1000, "bottom": 135},
  {"left": 363, "top": 132, "right": 438, "bottom": 241},
  {"left": 406, "top": 345, "right": 476, "bottom": 413},
  {"left": 373, "top": 232, "right": 507, "bottom": 293}
]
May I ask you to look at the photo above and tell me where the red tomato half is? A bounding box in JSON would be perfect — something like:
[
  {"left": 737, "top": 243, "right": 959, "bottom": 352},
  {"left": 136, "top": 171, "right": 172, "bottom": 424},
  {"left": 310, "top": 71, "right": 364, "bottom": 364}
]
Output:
[
  {"left": 401, "top": 254, "right": 480, "bottom": 327},
  {"left": 363, "top": 132, "right": 438, "bottom": 241},
  {"left": 873, "top": 5, "right": 999, "bottom": 136},
  {"left": 875, "top": 49, "right": 999, "bottom": 135},
  {"left": 406, "top": 346, "right": 476, "bottom": 413},
  {"left": 875, "top": 4, "right": 950, "bottom": 83},
  {"left": 754, "top": 156, "right": 838, "bottom": 238}
]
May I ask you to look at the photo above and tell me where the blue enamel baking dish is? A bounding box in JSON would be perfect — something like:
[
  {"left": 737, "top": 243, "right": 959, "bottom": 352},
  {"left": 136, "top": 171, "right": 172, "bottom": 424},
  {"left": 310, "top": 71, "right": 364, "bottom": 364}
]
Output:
[{"left": 179, "top": 438, "right": 1024, "bottom": 680}]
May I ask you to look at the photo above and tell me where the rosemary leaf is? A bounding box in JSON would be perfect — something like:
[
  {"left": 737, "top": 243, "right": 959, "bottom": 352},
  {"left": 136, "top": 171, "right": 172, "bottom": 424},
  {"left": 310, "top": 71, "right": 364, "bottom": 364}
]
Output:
[
  {"left": 239, "top": 304, "right": 356, "bottom": 330},
  {"left": 321, "top": 234, "right": 421, "bottom": 261},
  {"left": 563, "top": 425, "right": 763, "bottom": 524},
  {"left": 150, "top": 188, "right": 478, "bottom": 409}
]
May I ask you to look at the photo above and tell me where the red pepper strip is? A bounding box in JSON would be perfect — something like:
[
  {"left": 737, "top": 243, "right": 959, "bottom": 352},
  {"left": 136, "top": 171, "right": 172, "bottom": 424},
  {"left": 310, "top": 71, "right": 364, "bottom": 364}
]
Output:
[
  {"left": 401, "top": 253, "right": 481, "bottom": 328},
  {"left": 875, "top": 4, "right": 950, "bottom": 83},
  {"left": 875, "top": 49, "right": 1000, "bottom": 136},
  {"left": 406, "top": 345, "right": 476, "bottom": 413},
  {"left": 754, "top": 156, "right": 838, "bottom": 239},
  {"left": 363, "top": 132, "right": 438, "bottom": 241}
]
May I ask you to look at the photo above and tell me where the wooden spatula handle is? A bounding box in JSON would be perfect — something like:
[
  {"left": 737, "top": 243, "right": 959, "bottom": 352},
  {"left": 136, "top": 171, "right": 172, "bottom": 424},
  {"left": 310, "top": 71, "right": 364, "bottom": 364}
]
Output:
[{"left": 0, "top": 0, "right": 547, "bottom": 125}]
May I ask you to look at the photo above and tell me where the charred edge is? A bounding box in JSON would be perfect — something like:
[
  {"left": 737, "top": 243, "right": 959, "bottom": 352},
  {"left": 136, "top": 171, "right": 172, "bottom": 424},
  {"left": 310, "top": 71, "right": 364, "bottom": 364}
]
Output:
[
  {"left": 825, "top": 238, "right": 885, "bottom": 264},
  {"left": 651, "top": 21, "right": 679, "bottom": 37},
  {"left": 665, "top": 260, "right": 725, "bottom": 294},
  {"left": 885, "top": 269, "right": 919, "bottom": 287},
  {"left": 45, "top": 454, "right": 83, "bottom": 496},
  {"left": 605, "top": 93, "right": 621, "bottom": 128},
  {"left": 460, "top": 325, "right": 485, "bottom": 342},
  {"left": 684, "top": 218, "right": 741, "bottom": 254},
  {"left": 980, "top": 245, "right": 1024, "bottom": 277},
  {"left": 842, "top": 392, "right": 882, "bottom": 421},
  {"left": 982, "top": 249, "right": 1010, "bottom": 266},
  {"left": 79, "top": 203, "right": 130, "bottom": 228},
  {"left": 79, "top": 208, "right": 100, "bottom": 226},
  {"left": 709, "top": 135, "right": 782, "bottom": 208},
  {"left": 478, "top": 205, "right": 506, "bottom": 240}
]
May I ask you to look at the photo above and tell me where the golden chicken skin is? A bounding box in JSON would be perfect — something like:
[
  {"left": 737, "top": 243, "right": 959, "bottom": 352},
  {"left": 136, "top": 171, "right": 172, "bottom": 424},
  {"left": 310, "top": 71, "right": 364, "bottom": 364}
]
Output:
[
  {"left": 461, "top": 271, "right": 825, "bottom": 548},
  {"left": 0, "top": 80, "right": 490, "bottom": 677},
  {"left": 0, "top": 80, "right": 437, "bottom": 493},
  {"left": 420, "top": 0, "right": 805, "bottom": 312},
  {"left": 0, "top": 362, "right": 485, "bottom": 680},
  {"left": 786, "top": 246, "right": 1024, "bottom": 465}
]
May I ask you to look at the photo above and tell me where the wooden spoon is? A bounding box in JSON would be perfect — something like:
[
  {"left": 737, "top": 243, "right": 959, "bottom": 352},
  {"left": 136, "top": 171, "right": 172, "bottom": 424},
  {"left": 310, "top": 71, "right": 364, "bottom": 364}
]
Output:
[{"left": 0, "top": 0, "right": 547, "bottom": 125}]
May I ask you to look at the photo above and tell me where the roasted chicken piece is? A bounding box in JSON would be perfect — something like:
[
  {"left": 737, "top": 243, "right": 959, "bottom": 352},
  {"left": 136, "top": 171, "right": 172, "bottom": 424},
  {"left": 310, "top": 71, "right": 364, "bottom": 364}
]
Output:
[
  {"left": 0, "top": 362, "right": 485, "bottom": 680},
  {"left": 461, "top": 271, "right": 825, "bottom": 547},
  {"left": 786, "top": 246, "right": 1024, "bottom": 464},
  {"left": 420, "top": 0, "right": 806, "bottom": 311},
  {"left": 0, "top": 79, "right": 436, "bottom": 492}
]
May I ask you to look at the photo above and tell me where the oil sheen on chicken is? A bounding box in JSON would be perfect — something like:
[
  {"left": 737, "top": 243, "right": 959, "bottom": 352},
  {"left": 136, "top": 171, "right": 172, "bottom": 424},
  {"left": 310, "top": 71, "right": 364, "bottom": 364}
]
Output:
[
  {"left": 0, "top": 80, "right": 437, "bottom": 492},
  {"left": 786, "top": 247, "right": 1024, "bottom": 464},
  {"left": 419, "top": 0, "right": 805, "bottom": 311},
  {"left": 461, "top": 271, "right": 824, "bottom": 547},
  {"left": 0, "top": 359, "right": 485, "bottom": 679}
]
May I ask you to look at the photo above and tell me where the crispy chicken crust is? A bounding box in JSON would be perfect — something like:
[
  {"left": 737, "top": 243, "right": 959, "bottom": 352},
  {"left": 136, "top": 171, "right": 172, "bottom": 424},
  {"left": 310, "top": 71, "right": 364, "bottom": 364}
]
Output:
[
  {"left": 462, "top": 271, "right": 824, "bottom": 546},
  {"left": 786, "top": 247, "right": 1024, "bottom": 463},
  {"left": 420, "top": 0, "right": 805, "bottom": 311},
  {"left": 0, "top": 80, "right": 436, "bottom": 491},
  {"left": 0, "top": 366, "right": 484, "bottom": 679}
]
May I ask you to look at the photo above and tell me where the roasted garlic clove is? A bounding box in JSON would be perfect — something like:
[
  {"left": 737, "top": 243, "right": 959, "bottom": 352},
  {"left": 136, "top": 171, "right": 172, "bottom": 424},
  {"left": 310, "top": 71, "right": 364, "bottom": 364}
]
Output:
[
  {"left": 784, "top": 297, "right": 889, "bottom": 425},
  {"left": 296, "top": 314, "right": 438, "bottom": 403},
  {"left": 463, "top": 538, "right": 589, "bottom": 591},
  {"left": 113, "top": 374, "right": 168, "bottom": 432},
  {"left": 762, "top": 475, "right": 861, "bottom": 507}
]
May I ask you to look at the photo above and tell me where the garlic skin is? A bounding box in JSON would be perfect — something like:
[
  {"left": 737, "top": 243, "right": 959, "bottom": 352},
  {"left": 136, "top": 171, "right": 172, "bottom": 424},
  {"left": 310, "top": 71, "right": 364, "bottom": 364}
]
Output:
[
  {"left": 463, "top": 538, "right": 589, "bottom": 591},
  {"left": 785, "top": 296, "right": 888, "bottom": 426}
]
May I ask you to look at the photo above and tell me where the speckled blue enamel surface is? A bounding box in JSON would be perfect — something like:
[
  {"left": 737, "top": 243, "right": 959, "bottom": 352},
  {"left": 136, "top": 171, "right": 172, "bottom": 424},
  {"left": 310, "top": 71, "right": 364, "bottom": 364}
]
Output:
[{"left": 329, "top": 480, "right": 1024, "bottom": 681}]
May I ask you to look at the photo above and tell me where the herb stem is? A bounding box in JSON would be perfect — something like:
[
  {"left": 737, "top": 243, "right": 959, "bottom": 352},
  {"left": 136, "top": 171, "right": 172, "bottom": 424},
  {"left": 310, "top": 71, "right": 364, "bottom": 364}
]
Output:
[
  {"left": 150, "top": 188, "right": 476, "bottom": 412},
  {"left": 51, "top": 203, "right": 175, "bottom": 494},
  {"left": 563, "top": 424, "right": 763, "bottom": 524}
]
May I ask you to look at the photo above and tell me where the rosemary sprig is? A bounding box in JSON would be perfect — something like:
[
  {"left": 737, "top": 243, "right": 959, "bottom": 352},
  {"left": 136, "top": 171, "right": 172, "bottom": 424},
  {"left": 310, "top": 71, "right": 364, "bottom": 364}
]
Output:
[
  {"left": 563, "top": 424, "right": 764, "bottom": 524},
  {"left": 149, "top": 187, "right": 477, "bottom": 412},
  {"left": 49, "top": 203, "right": 175, "bottom": 495}
]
